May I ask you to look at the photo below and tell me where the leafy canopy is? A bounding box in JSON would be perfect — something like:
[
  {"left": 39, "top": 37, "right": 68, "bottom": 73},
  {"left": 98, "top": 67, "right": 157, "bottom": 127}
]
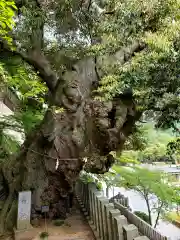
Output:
[
  {"left": 116, "top": 122, "right": 176, "bottom": 165},
  {"left": 95, "top": 0, "right": 180, "bottom": 131},
  {"left": 167, "top": 138, "right": 180, "bottom": 164},
  {"left": 113, "top": 165, "right": 176, "bottom": 226},
  {"left": 0, "top": 0, "right": 16, "bottom": 44},
  {"left": 0, "top": 60, "right": 47, "bottom": 136},
  {"left": 1, "top": 0, "right": 180, "bottom": 133},
  {"left": 113, "top": 166, "right": 173, "bottom": 201},
  {"left": 1, "top": 0, "right": 180, "bottom": 160}
]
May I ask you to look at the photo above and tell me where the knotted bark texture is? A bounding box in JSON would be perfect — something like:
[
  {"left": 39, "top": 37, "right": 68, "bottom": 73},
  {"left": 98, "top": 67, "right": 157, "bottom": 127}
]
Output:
[{"left": 0, "top": 50, "right": 139, "bottom": 234}]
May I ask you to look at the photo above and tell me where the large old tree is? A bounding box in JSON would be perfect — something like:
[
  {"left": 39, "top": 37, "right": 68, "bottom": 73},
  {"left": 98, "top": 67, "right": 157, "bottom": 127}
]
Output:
[{"left": 0, "top": 0, "right": 180, "bottom": 234}]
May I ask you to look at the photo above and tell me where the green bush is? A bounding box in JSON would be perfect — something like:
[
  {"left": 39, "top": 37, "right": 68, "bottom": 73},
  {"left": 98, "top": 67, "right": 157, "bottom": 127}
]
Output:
[
  {"left": 96, "top": 182, "right": 103, "bottom": 190},
  {"left": 39, "top": 232, "right": 49, "bottom": 239},
  {"left": 134, "top": 211, "right": 150, "bottom": 224}
]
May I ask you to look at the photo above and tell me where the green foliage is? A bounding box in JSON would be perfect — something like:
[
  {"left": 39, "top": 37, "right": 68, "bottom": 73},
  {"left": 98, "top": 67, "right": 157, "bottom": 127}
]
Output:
[
  {"left": 113, "top": 165, "right": 176, "bottom": 226},
  {"left": 124, "top": 126, "right": 148, "bottom": 151},
  {"left": 140, "top": 124, "right": 175, "bottom": 163},
  {"left": 0, "top": 55, "right": 47, "bottom": 137},
  {"left": 1, "top": 0, "right": 180, "bottom": 170},
  {"left": 0, "top": 0, "right": 180, "bottom": 133},
  {"left": 0, "top": 119, "right": 21, "bottom": 161},
  {"left": 116, "top": 150, "right": 140, "bottom": 166},
  {"left": 0, "top": 106, "right": 44, "bottom": 137},
  {"left": 96, "top": 181, "right": 103, "bottom": 190},
  {"left": 0, "top": 59, "right": 46, "bottom": 158},
  {"left": 116, "top": 122, "right": 175, "bottom": 165},
  {"left": 167, "top": 138, "right": 180, "bottom": 164},
  {"left": 53, "top": 219, "right": 64, "bottom": 226},
  {"left": 134, "top": 211, "right": 150, "bottom": 224},
  {"left": 79, "top": 170, "right": 107, "bottom": 190},
  {"left": 0, "top": 130, "right": 20, "bottom": 160},
  {"left": 172, "top": 187, "right": 180, "bottom": 206},
  {"left": 0, "top": 0, "right": 16, "bottom": 44},
  {"left": 1, "top": 0, "right": 180, "bottom": 135},
  {"left": 94, "top": 0, "right": 180, "bottom": 131},
  {"left": 39, "top": 232, "right": 49, "bottom": 239},
  {"left": 96, "top": 170, "right": 117, "bottom": 188},
  {"left": 0, "top": 61, "right": 47, "bottom": 104},
  {"left": 79, "top": 171, "right": 95, "bottom": 184},
  {"left": 15, "top": 107, "right": 44, "bottom": 135},
  {"left": 166, "top": 211, "right": 180, "bottom": 223},
  {"left": 113, "top": 166, "right": 174, "bottom": 202}
]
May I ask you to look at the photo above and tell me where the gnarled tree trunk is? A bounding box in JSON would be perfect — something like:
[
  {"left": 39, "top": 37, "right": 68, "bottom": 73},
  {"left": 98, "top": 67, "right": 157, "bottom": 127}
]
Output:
[{"left": 0, "top": 40, "right": 144, "bottom": 234}]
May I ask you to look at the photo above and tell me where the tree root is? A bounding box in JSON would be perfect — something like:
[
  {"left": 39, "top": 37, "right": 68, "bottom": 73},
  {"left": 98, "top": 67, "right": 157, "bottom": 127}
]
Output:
[{"left": 0, "top": 192, "right": 14, "bottom": 234}]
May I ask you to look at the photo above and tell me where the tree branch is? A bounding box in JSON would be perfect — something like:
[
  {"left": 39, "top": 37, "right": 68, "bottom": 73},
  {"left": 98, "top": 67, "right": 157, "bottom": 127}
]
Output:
[
  {"left": 0, "top": 39, "right": 146, "bottom": 94},
  {"left": 31, "top": 0, "right": 44, "bottom": 51},
  {"left": 0, "top": 41, "right": 58, "bottom": 92},
  {"left": 96, "top": 40, "right": 147, "bottom": 82},
  {"left": 154, "top": 201, "right": 163, "bottom": 228},
  {"left": 91, "top": 0, "right": 105, "bottom": 14},
  {"left": 144, "top": 195, "right": 152, "bottom": 226},
  {"left": 34, "top": 0, "right": 41, "bottom": 8},
  {"left": 115, "top": 40, "right": 147, "bottom": 64},
  {"left": 5, "top": 0, "right": 58, "bottom": 92}
]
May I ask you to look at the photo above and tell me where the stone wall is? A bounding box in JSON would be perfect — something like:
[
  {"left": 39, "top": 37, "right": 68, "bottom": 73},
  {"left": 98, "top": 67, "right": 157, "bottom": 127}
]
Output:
[
  {"left": 75, "top": 180, "right": 170, "bottom": 240},
  {"left": 0, "top": 84, "right": 19, "bottom": 112},
  {"left": 109, "top": 193, "right": 130, "bottom": 209}
]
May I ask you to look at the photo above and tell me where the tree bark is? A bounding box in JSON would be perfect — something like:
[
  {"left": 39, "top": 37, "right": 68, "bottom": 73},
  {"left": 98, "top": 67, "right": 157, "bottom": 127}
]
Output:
[
  {"left": 145, "top": 196, "right": 152, "bottom": 226},
  {"left": 0, "top": 39, "right": 145, "bottom": 234},
  {"left": 154, "top": 201, "right": 163, "bottom": 228}
]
